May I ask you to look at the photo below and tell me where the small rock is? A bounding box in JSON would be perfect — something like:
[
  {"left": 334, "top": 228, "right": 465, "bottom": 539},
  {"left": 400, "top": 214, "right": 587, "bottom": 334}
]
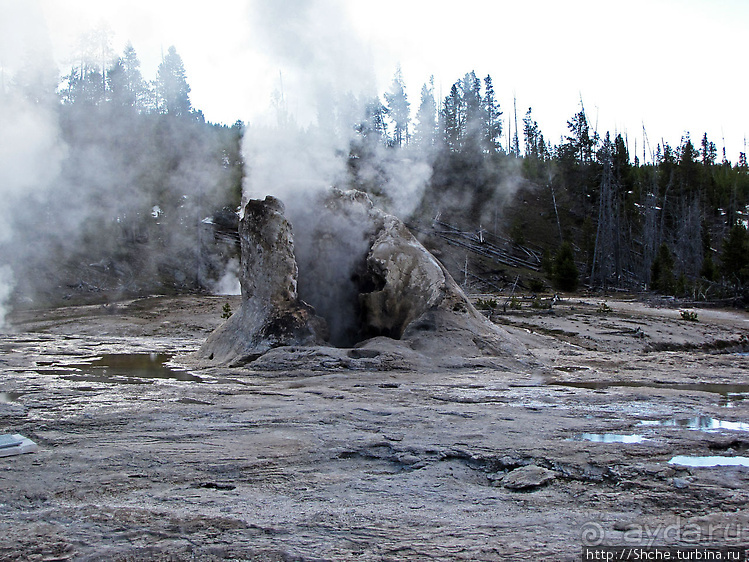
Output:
[
  {"left": 673, "top": 478, "right": 690, "bottom": 489},
  {"left": 396, "top": 453, "right": 421, "bottom": 466},
  {"left": 487, "top": 473, "right": 504, "bottom": 485},
  {"left": 503, "top": 465, "right": 556, "bottom": 490},
  {"left": 658, "top": 467, "right": 676, "bottom": 479}
]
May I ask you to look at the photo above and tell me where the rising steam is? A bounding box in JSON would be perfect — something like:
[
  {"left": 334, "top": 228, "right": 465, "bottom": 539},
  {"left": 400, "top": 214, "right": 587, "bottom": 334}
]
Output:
[{"left": 241, "top": 0, "right": 435, "bottom": 335}]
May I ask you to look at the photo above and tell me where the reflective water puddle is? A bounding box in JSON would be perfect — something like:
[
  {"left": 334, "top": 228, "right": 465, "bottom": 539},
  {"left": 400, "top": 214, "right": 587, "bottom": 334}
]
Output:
[
  {"left": 640, "top": 416, "right": 749, "bottom": 432},
  {"left": 0, "top": 391, "right": 23, "bottom": 403},
  {"left": 669, "top": 455, "right": 749, "bottom": 468},
  {"left": 46, "top": 353, "right": 203, "bottom": 384},
  {"left": 570, "top": 433, "right": 648, "bottom": 444},
  {"left": 549, "top": 380, "right": 749, "bottom": 405}
]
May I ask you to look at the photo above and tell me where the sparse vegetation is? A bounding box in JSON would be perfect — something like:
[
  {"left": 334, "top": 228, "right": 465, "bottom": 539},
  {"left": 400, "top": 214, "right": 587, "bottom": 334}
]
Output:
[
  {"left": 528, "top": 278, "right": 546, "bottom": 293},
  {"left": 531, "top": 297, "right": 552, "bottom": 310},
  {"left": 680, "top": 310, "right": 699, "bottom": 322},
  {"left": 221, "top": 302, "right": 232, "bottom": 319},
  {"left": 597, "top": 301, "right": 612, "bottom": 314},
  {"left": 507, "top": 296, "right": 522, "bottom": 310},
  {"left": 474, "top": 297, "right": 498, "bottom": 311}
]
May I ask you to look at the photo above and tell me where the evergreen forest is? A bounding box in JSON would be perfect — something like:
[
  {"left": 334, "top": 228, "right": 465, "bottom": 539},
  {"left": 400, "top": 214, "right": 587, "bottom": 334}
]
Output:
[{"left": 2, "top": 42, "right": 748, "bottom": 308}]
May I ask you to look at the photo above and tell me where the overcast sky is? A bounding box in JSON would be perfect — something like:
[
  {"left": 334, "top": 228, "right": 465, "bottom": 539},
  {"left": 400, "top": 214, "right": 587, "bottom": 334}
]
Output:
[{"left": 4, "top": 0, "right": 748, "bottom": 160}]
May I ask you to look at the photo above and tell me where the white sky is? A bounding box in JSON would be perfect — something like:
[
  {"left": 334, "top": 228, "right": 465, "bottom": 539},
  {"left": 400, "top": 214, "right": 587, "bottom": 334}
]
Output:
[{"left": 5, "top": 0, "right": 749, "bottom": 160}]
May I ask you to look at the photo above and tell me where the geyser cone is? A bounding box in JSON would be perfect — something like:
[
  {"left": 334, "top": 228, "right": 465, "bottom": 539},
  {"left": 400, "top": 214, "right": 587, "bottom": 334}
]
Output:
[
  {"left": 199, "top": 189, "right": 525, "bottom": 367},
  {"left": 198, "top": 196, "right": 327, "bottom": 366}
]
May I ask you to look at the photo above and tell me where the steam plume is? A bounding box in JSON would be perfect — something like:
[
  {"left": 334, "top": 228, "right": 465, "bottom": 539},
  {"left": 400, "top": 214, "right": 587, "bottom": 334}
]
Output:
[{"left": 241, "top": 0, "right": 434, "bottom": 336}]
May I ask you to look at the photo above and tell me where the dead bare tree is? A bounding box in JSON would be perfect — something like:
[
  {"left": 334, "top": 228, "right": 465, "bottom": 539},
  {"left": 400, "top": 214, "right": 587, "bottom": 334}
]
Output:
[{"left": 591, "top": 135, "right": 621, "bottom": 287}]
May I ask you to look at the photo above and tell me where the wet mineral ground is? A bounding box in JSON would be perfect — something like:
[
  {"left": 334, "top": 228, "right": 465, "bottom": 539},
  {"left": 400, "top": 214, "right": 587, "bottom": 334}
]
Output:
[{"left": 1, "top": 295, "right": 748, "bottom": 561}]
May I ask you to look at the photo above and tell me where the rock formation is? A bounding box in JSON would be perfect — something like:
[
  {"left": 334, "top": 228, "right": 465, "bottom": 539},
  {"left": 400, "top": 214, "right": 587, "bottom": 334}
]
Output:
[
  {"left": 199, "top": 196, "right": 327, "bottom": 365},
  {"left": 199, "top": 189, "right": 524, "bottom": 367},
  {"left": 360, "top": 208, "right": 520, "bottom": 360}
]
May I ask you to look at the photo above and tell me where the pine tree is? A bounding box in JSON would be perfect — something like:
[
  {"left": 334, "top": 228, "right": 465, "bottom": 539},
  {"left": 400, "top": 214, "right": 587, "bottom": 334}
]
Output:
[
  {"left": 563, "top": 103, "right": 598, "bottom": 164},
  {"left": 483, "top": 75, "right": 502, "bottom": 153},
  {"left": 61, "top": 66, "right": 105, "bottom": 106},
  {"left": 700, "top": 132, "right": 717, "bottom": 167},
  {"left": 413, "top": 77, "right": 437, "bottom": 151},
  {"left": 460, "top": 71, "right": 483, "bottom": 153},
  {"left": 108, "top": 43, "right": 149, "bottom": 111},
  {"left": 552, "top": 242, "right": 579, "bottom": 292},
  {"left": 651, "top": 243, "right": 675, "bottom": 294},
  {"left": 522, "top": 107, "right": 540, "bottom": 159},
  {"left": 357, "top": 96, "right": 389, "bottom": 144},
  {"left": 383, "top": 67, "right": 410, "bottom": 148},
  {"left": 721, "top": 224, "right": 749, "bottom": 286},
  {"left": 441, "top": 84, "right": 462, "bottom": 152},
  {"left": 157, "top": 46, "right": 192, "bottom": 117},
  {"left": 677, "top": 134, "right": 699, "bottom": 195}
]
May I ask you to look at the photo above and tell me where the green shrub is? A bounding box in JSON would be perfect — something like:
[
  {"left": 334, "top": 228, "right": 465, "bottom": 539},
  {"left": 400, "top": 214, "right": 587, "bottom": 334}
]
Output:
[
  {"left": 552, "top": 242, "right": 579, "bottom": 292},
  {"left": 528, "top": 278, "right": 546, "bottom": 293},
  {"left": 597, "top": 301, "right": 612, "bottom": 314},
  {"left": 475, "top": 297, "right": 498, "bottom": 310},
  {"left": 680, "top": 310, "right": 699, "bottom": 322}
]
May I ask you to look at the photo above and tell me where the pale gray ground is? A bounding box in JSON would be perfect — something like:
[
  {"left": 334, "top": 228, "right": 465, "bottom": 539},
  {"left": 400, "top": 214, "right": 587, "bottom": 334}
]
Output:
[{"left": 1, "top": 295, "right": 748, "bottom": 561}]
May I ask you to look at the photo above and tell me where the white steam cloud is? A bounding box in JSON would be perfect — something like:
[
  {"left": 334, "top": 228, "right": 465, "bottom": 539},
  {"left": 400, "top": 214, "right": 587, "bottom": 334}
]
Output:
[
  {"left": 247, "top": 0, "right": 376, "bottom": 126},
  {"left": 0, "top": 95, "right": 66, "bottom": 326},
  {"left": 0, "top": 1, "right": 65, "bottom": 327},
  {"left": 241, "top": 0, "right": 435, "bottom": 341},
  {"left": 1, "top": 1, "right": 247, "bottom": 321},
  {"left": 242, "top": 0, "right": 432, "bottom": 218},
  {"left": 243, "top": 0, "right": 373, "bottom": 221}
]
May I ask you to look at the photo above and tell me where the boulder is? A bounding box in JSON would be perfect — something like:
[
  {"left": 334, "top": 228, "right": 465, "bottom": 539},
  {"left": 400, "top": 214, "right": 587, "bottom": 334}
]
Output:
[{"left": 501, "top": 465, "right": 556, "bottom": 490}]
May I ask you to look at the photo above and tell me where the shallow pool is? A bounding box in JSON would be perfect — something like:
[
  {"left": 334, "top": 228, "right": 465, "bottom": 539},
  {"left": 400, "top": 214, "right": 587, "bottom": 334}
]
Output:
[{"left": 669, "top": 455, "right": 749, "bottom": 468}]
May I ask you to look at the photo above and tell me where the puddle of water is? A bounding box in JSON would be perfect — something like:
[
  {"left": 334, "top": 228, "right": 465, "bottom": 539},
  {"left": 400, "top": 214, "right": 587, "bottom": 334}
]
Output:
[
  {"left": 554, "top": 366, "right": 590, "bottom": 373},
  {"left": 58, "top": 353, "right": 203, "bottom": 384},
  {"left": 550, "top": 380, "right": 749, "bottom": 403},
  {"left": 0, "top": 392, "right": 23, "bottom": 403},
  {"left": 640, "top": 416, "right": 749, "bottom": 432},
  {"left": 669, "top": 455, "right": 749, "bottom": 468},
  {"left": 570, "top": 433, "right": 648, "bottom": 443}
]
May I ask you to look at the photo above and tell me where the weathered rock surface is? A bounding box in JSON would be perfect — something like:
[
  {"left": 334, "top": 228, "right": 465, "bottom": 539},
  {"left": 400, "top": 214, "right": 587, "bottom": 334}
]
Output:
[
  {"left": 199, "top": 196, "right": 327, "bottom": 365},
  {"left": 4, "top": 296, "right": 749, "bottom": 560},
  {"left": 361, "top": 210, "right": 522, "bottom": 361},
  {"left": 500, "top": 465, "right": 557, "bottom": 490},
  {"left": 200, "top": 188, "right": 526, "bottom": 368}
]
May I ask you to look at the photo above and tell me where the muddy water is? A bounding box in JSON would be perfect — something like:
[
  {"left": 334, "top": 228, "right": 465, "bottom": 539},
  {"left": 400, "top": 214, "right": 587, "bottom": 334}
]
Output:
[{"left": 47, "top": 353, "right": 204, "bottom": 384}]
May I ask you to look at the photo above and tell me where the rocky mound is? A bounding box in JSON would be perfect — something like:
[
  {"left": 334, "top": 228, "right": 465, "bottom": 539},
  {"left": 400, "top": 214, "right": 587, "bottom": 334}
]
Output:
[
  {"left": 199, "top": 189, "right": 526, "bottom": 368},
  {"left": 199, "top": 196, "right": 327, "bottom": 365}
]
